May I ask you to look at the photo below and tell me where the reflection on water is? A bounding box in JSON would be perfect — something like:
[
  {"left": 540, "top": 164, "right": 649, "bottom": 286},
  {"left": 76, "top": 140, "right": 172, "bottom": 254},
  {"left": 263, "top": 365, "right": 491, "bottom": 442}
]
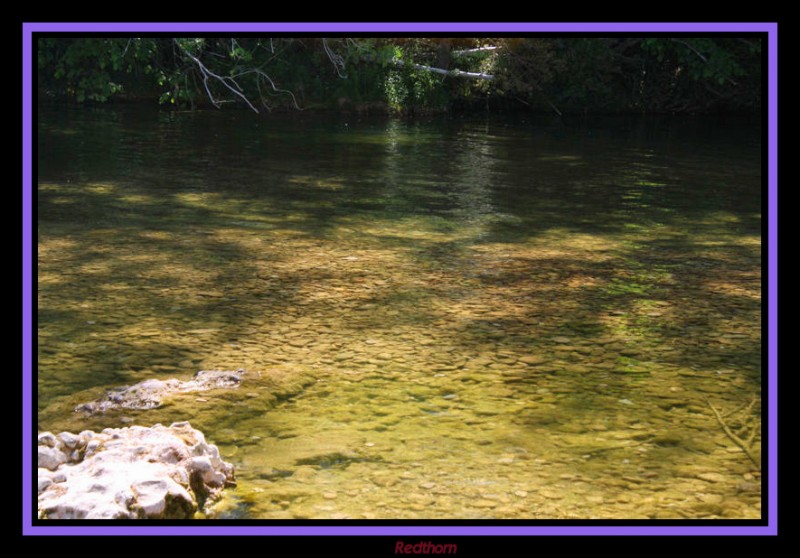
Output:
[{"left": 37, "top": 107, "right": 762, "bottom": 519}]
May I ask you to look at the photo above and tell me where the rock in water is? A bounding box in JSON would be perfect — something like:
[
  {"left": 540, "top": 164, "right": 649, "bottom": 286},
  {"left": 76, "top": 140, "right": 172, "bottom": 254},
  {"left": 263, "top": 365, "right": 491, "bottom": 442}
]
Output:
[
  {"left": 37, "top": 422, "right": 235, "bottom": 519},
  {"left": 75, "top": 369, "right": 245, "bottom": 414}
]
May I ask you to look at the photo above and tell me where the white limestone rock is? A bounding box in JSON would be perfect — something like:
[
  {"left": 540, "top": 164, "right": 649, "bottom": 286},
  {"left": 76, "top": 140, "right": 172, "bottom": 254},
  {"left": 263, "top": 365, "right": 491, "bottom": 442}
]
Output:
[
  {"left": 38, "top": 432, "right": 59, "bottom": 448},
  {"left": 57, "top": 431, "right": 82, "bottom": 450},
  {"left": 37, "top": 421, "right": 235, "bottom": 519},
  {"left": 75, "top": 370, "right": 245, "bottom": 414},
  {"left": 38, "top": 446, "right": 68, "bottom": 471}
]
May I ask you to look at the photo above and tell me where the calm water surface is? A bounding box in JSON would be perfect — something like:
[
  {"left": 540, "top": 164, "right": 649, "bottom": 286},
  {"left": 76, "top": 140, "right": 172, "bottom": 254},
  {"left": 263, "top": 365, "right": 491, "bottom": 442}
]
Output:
[{"left": 37, "top": 107, "right": 762, "bottom": 519}]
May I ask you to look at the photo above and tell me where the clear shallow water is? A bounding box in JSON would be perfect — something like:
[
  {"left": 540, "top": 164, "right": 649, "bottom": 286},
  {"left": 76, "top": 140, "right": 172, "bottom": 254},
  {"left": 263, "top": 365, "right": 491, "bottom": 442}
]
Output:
[{"left": 37, "top": 107, "right": 762, "bottom": 519}]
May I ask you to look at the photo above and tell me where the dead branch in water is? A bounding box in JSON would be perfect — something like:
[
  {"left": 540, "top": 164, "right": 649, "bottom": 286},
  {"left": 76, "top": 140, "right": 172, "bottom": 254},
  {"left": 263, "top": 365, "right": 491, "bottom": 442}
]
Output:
[{"left": 705, "top": 397, "right": 761, "bottom": 471}]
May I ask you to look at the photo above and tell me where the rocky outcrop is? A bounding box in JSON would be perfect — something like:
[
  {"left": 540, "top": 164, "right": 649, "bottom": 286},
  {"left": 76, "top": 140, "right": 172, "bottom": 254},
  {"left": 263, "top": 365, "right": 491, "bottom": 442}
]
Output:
[
  {"left": 37, "top": 422, "right": 234, "bottom": 519},
  {"left": 75, "top": 369, "right": 245, "bottom": 414}
]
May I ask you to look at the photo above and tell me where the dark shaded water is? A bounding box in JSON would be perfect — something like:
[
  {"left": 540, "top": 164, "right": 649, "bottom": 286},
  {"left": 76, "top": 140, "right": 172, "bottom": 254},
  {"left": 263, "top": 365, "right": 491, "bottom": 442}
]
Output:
[{"left": 37, "top": 107, "right": 761, "bottom": 519}]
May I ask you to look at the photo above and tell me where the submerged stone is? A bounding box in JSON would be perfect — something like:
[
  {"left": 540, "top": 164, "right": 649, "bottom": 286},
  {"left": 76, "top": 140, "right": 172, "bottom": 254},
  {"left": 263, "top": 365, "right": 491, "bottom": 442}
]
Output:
[
  {"left": 37, "top": 114, "right": 762, "bottom": 520},
  {"left": 519, "top": 355, "right": 549, "bottom": 366},
  {"left": 697, "top": 472, "right": 727, "bottom": 483},
  {"left": 75, "top": 370, "right": 245, "bottom": 414}
]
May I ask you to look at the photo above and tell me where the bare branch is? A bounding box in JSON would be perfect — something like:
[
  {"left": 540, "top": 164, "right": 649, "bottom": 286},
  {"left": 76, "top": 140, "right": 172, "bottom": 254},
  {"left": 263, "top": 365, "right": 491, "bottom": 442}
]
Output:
[
  {"left": 392, "top": 56, "right": 561, "bottom": 116},
  {"left": 737, "top": 38, "right": 760, "bottom": 50},
  {"left": 391, "top": 58, "right": 494, "bottom": 80},
  {"left": 452, "top": 46, "right": 500, "bottom": 56},
  {"left": 346, "top": 38, "right": 367, "bottom": 51},
  {"left": 322, "top": 38, "right": 346, "bottom": 78},
  {"left": 174, "top": 39, "right": 260, "bottom": 113},
  {"left": 670, "top": 39, "right": 738, "bottom": 86},
  {"left": 671, "top": 38, "right": 708, "bottom": 63},
  {"left": 706, "top": 398, "right": 760, "bottom": 471},
  {"left": 254, "top": 77, "right": 271, "bottom": 112},
  {"left": 232, "top": 68, "right": 302, "bottom": 110},
  {"left": 537, "top": 92, "right": 562, "bottom": 117}
]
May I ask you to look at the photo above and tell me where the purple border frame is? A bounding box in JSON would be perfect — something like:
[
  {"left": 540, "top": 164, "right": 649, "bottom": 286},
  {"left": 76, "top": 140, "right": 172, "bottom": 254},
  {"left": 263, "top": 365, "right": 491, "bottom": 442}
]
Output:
[{"left": 22, "top": 22, "right": 778, "bottom": 536}]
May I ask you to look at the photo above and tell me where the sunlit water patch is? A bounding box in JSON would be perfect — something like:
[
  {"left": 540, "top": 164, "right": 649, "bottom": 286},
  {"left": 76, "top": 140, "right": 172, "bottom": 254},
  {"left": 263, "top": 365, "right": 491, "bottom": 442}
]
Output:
[{"left": 38, "top": 108, "right": 762, "bottom": 519}]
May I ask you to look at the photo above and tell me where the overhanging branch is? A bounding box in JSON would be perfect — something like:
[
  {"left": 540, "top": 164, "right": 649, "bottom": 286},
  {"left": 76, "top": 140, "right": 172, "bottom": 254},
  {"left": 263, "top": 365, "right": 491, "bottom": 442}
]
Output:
[
  {"left": 671, "top": 38, "right": 708, "bottom": 63},
  {"left": 231, "top": 69, "right": 301, "bottom": 111},
  {"left": 452, "top": 46, "right": 500, "bottom": 57},
  {"left": 322, "top": 38, "right": 346, "bottom": 78},
  {"left": 174, "top": 39, "right": 260, "bottom": 113},
  {"left": 391, "top": 58, "right": 494, "bottom": 81}
]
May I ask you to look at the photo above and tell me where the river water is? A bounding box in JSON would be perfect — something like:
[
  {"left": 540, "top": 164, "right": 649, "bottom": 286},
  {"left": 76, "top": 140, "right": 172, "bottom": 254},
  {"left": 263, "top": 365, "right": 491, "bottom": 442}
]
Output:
[{"left": 37, "top": 107, "right": 762, "bottom": 519}]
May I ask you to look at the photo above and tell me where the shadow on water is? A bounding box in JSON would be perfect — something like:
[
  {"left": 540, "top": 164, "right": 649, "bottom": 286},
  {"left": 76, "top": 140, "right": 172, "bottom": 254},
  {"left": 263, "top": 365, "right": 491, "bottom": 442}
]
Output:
[{"left": 37, "top": 106, "right": 762, "bottom": 519}]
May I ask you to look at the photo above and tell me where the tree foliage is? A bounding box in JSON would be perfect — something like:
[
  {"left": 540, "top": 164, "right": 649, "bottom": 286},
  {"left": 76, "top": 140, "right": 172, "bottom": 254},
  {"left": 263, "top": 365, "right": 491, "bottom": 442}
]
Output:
[{"left": 37, "top": 37, "right": 761, "bottom": 114}]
